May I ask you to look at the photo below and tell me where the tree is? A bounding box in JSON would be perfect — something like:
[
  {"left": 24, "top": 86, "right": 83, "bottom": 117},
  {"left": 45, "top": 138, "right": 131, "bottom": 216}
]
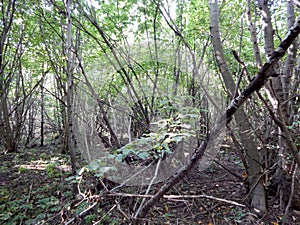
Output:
[
  {"left": 209, "top": 0, "right": 266, "bottom": 213},
  {"left": 65, "top": 0, "right": 77, "bottom": 176},
  {"left": 0, "top": 1, "right": 17, "bottom": 152},
  {"left": 1, "top": 0, "right": 300, "bottom": 223},
  {"left": 0, "top": 1, "right": 42, "bottom": 152},
  {"left": 257, "top": 0, "right": 300, "bottom": 210}
]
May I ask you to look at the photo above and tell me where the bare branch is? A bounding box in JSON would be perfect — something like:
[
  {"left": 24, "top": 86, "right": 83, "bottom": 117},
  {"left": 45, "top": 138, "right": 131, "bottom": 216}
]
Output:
[{"left": 133, "top": 16, "right": 300, "bottom": 223}]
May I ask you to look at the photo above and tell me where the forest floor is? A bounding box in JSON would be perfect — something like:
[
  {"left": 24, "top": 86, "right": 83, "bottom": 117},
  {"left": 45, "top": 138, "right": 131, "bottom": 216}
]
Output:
[{"left": 0, "top": 144, "right": 300, "bottom": 225}]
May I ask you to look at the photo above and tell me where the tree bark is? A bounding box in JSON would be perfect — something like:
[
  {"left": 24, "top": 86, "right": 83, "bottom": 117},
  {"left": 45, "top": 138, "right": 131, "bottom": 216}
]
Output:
[
  {"left": 257, "top": 1, "right": 299, "bottom": 209},
  {"left": 209, "top": 0, "right": 266, "bottom": 212},
  {"left": 40, "top": 74, "right": 45, "bottom": 147},
  {"left": 134, "top": 15, "right": 300, "bottom": 222},
  {"left": 246, "top": 0, "right": 262, "bottom": 68},
  {"left": 65, "top": 0, "right": 77, "bottom": 178},
  {"left": 0, "top": 0, "right": 17, "bottom": 152},
  {"left": 131, "top": 4, "right": 300, "bottom": 224},
  {"left": 282, "top": 1, "right": 297, "bottom": 120}
]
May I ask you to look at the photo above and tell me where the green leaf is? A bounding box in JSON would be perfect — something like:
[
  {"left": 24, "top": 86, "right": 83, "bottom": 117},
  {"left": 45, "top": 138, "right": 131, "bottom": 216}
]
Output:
[
  {"left": 115, "top": 154, "right": 123, "bottom": 162},
  {"left": 121, "top": 148, "right": 134, "bottom": 156},
  {"left": 137, "top": 151, "right": 149, "bottom": 159},
  {"left": 99, "top": 166, "right": 117, "bottom": 173},
  {"left": 86, "top": 161, "right": 97, "bottom": 170},
  {"left": 65, "top": 176, "right": 76, "bottom": 181}
]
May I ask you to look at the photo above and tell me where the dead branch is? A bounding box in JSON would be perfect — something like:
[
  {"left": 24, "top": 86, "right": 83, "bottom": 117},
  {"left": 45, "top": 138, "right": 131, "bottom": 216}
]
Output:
[
  {"left": 132, "top": 16, "right": 300, "bottom": 224},
  {"left": 95, "top": 192, "right": 246, "bottom": 208},
  {"left": 282, "top": 163, "right": 298, "bottom": 224}
]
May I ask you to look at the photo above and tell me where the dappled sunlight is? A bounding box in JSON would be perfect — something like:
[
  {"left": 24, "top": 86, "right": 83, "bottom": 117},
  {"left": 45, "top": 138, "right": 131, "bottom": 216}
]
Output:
[
  {"left": 0, "top": 0, "right": 300, "bottom": 224},
  {"left": 15, "top": 158, "right": 71, "bottom": 172}
]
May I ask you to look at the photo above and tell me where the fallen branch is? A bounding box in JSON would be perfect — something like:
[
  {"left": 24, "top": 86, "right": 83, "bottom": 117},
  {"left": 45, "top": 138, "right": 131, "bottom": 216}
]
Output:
[
  {"left": 133, "top": 16, "right": 300, "bottom": 224},
  {"left": 64, "top": 15, "right": 300, "bottom": 225},
  {"left": 134, "top": 158, "right": 162, "bottom": 219},
  {"left": 102, "top": 192, "right": 246, "bottom": 208},
  {"left": 164, "top": 194, "right": 246, "bottom": 208}
]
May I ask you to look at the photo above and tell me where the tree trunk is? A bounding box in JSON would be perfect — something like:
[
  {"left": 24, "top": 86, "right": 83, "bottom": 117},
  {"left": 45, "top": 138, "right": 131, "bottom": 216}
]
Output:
[
  {"left": 133, "top": 15, "right": 300, "bottom": 221},
  {"left": 0, "top": 0, "right": 17, "bottom": 152},
  {"left": 40, "top": 75, "right": 45, "bottom": 147},
  {"left": 65, "top": 0, "right": 76, "bottom": 177},
  {"left": 281, "top": 1, "right": 297, "bottom": 121},
  {"left": 209, "top": 0, "right": 266, "bottom": 213}
]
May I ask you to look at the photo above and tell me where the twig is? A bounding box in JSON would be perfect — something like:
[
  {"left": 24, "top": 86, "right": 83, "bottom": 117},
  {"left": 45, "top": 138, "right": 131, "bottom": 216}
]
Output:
[
  {"left": 134, "top": 158, "right": 162, "bottom": 219},
  {"left": 212, "top": 158, "right": 244, "bottom": 181},
  {"left": 199, "top": 185, "right": 245, "bottom": 215},
  {"left": 110, "top": 160, "right": 158, "bottom": 192},
  {"left": 93, "top": 192, "right": 246, "bottom": 208},
  {"left": 242, "top": 161, "right": 280, "bottom": 203},
  {"left": 98, "top": 178, "right": 109, "bottom": 191},
  {"left": 77, "top": 175, "right": 86, "bottom": 198},
  {"left": 282, "top": 163, "right": 298, "bottom": 224},
  {"left": 232, "top": 50, "right": 245, "bottom": 98},
  {"left": 64, "top": 202, "right": 98, "bottom": 225},
  {"left": 115, "top": 199, "right": 130, "bottom": 220},
  {"left": 19, "top": 182, "right": 33, "bottom": 225},
  {"left": 131, "top": 15, "right": 300, "bottom": 223},
  {"left": 164, "top": 194, "right": 246, "bottom": 207},
  {"left": 227, "top": 124, "right": 248, "bottom": 169},
  {"left": 92, "top": 203, "right": 117, "bottom": 225}
]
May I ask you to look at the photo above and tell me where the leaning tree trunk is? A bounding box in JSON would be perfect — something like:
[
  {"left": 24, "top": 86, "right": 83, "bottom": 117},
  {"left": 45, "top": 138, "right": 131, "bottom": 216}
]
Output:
[
  {"left": 133, "top": 20, "right": 300, "bottom": 223},
  {"left": 209, "top": 0, "right": 266, "bottom": 212},
  {"left": 131, "top": 15, "right": 300, "bottom": 223}
]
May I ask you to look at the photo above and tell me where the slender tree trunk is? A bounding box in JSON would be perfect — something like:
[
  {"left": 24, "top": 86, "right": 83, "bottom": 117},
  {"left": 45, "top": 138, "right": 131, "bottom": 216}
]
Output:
[
  {"left": 246, "top": 0, "right": 262, "bottom": 69},
  {"left": 281, "top": 1, "right": 297, "bottom": 121},
  {"left": 151, "top": 2, "right": 160, "bottom": 112},
  {"left": 40, "top": 74, "right": 45, "bottom": 147},
  {"left": 25, "top": 102, "right": 35, "bottom": 147},
  {"left": 78, "top": 2, "right": 150, "bottom": 131},
  {"left": 172, "top": 0, "right": 183, "bottom": 96},
  {"left": 209, "top": 0, "right": 266, "bottom": 212},
  {"left": 0, "top": 0, "right": 17, "bottom": 152},
  {"left": 65, "top": 0, "right": 76, "bottom": 177},
  {"left": 133, "top": 15, "right": 300, "bottom": 222},
  {"left": 257, "top": 0, "right": 299, "bottom": 209}
]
